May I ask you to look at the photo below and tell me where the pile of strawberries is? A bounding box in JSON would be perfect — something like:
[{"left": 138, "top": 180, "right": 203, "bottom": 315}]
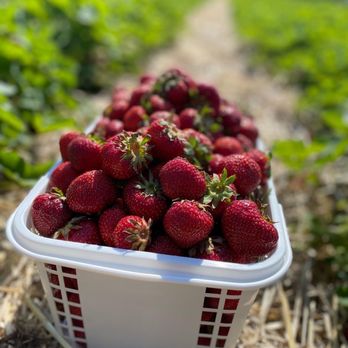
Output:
[{"left": 30, "top": 68, "right": 278, "bottom": 264}]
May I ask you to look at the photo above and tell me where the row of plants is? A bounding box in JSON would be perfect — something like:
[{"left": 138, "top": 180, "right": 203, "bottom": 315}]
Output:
[
  {"left": 232, "top": 0, "right": 348, "bottom": 313},
  {"left": 0, "top": 0, "right": 201, "bottom": 187}
]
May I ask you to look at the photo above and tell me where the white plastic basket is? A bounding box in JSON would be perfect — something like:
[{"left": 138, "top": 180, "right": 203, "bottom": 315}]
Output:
[{"left": 6, "top": 167, "right": 292, "bottom": 348}]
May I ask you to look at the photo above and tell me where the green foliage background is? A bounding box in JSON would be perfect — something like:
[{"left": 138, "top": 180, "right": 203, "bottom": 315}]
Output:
[
  {"left": 0, "top": 0, "right": 201, "bottom": 186},
  {"left": 233, "top": 0, "right": 348, "bottom": 301}
]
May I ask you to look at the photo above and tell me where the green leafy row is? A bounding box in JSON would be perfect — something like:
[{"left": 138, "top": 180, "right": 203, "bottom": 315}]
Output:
[
  {"left": 0, "top": 0, "right": 201, "bottom": 186},
  {"left": 232, "top": 0, "right": 348, "bottom": 171}
]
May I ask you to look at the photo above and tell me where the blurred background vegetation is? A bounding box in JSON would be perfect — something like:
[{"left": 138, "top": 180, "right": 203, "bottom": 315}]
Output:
[
  {"left": 0, "top": 0, "right": 201, "bottom": 187},
  {"left": 233, "top": 0, "right": 348, "bottom": 314}
]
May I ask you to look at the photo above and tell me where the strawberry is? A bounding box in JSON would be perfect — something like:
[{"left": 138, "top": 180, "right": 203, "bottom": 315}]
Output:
[
  {"left": 163, "top": 200, "right": 214, "bottom": 248},
  {"left": 102, "top": 132, "right": 152, "bottom": 180},
  {"left": 98, "top": 206, "right": 126, "bottom": 246},
  {"left": 57, "top": 217, "right": 101, "bottom": 245},
  {"left": 214, "top": 136, "right": 243, "bottom": 156},
  {"left": 246, "top": 149, "right": 271, "bottom": 185},
  {"left": 147, "top": 120, "right": 186, "bottom": 161},
  {"left": 222, "top": 200, "right": 278, "bottom": 258},
  {"left": 92, "top": 118, "right": 124, "bottom": 140},
  {"left": 48, "top": 162, "right": 79, "bottom": 194},
  {"left": 154, "top": 68, "right": 195, "bottom": 109},
  {"left": 223, "top": 154, "right": 261, "bottom": 195},
  {"left": 147, "top": 94, "right": 172, "bottom": 112},
  {"left": 66, "top": 170, "right": 117, "bottom": 214},
  {"left": 179, "top": 108, "right": 198, "bottom": 129},
  {"left": 139, "top": 74, "right": 156, "bottom": 85},
  {"left": 149, "top": 111, "right": 180, "bottom": 128},
  {"left": 182, "top": 128, "right": 213, "bottom": 150},
  {"left": 111, "top": 87, "right": 129, "bottom": 103},
  {"left": 59, "top": 131, "right": 81, "bottom": 161},
  {"left": 147, "top": 234, "right": 183, "bottom": 256},
  {"left": 123, "top": 175, "right": 167, "bottom": 221},
  {"left": 129, "top": 84, "right": 152, "bottom": 106},
  {"left": 236, "top": 133, "right": 254, "bottom": 151},
  {"left": 103, "top": 99, "right": 129, "bottom": 120},
  {"left": 112, "top": 216, "right": 151, "bottom": 250},
  {"left": 123, "top": 105, "right": 147, "bottom": 131},
  {"left": 190, "top": 237, "right": 233, "bottom": 262},
  {"left": 31, "top": 190, "right": 73, "bottom": 237},
  {"left": 195, "top": 83, "right": 220, "bottom": 115},
  {"left": 239, "top": 116, "right": 259, "bottom": 144},
  {"left": 68, "top": 135, "right": 102, "bottom": 172},
  {"left": 209, "top": 154, "right": 225, "bottom": 174},
  {"left": 159, "top": 157, "right": 206, "bottom": 200},
  {"left": 203, "top": 169, "right": 237, "bottom": 218},
  {"left": 220, "top": 102, "right": 242, "bottom": 135}
]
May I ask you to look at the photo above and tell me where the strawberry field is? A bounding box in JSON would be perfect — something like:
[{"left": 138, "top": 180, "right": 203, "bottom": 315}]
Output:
[{"left": 1, "top": 0, "right": 347, "bottom": 347}]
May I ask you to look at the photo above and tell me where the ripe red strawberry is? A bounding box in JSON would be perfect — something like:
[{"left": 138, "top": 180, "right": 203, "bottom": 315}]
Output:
[
  {"left": 59, "top": 131, "right": 81, "bottom": 161},
  {"left": 236, "top": 133, "right": 254, "bottom": 151},
  {"left": 66, "top": 170, "right": 117, "bottom": 214},
  {"left": 182, "top": 129, "right": 213, "bottom": 150},
  {"left": 220, "top": 102, "right": 242, "bottom": 135},
  {"left": 159, "top": 157, "right": 206, "bottom": 200},
  {"left": 147, "top": 120, "right": 186, "bottom": 161},
  {"left": 139, "top": 74, "right": 156, "bottom": 85},
  {"left": 209, "top": 154, "right": 225, "bottom": 174},
  {"left": 103, "top": 99, "right": 129, "bottom": 120},
  {"left": 222, "top": 200, "right": 278, "bottom": 258},
  {"left": 68, "top": 135, "right": 102, "bottom": 172},
  {"left": 246, "top": 149, "right": 271, "bottom": 185},
  {"left": 57, "top": 218, "right": 101, "bottom": 245},
  {"left": 163, "top": 200, "right": 214, "bottom": 248},
  {"left": 149, "top": 111, "right": 180, "bottom": 128},
  {"left": 48, "top": 162, "right": 79, "bottom": 194},
  {"left": 123, "top": 176, "right": 167, "bottom": 221},
  {"left": 147, "top": 234, "right": 183, "bottom": 256},
  {"left": 92, "top": 118, "right": 124, "bottom": 139},
  {"left": 191, "top": 237, "right": 234, "bottom": 262},
  {"left": 214, "top": 136, "right": 243, "bottom": 156},
  {"left": 196, "top": 83, "right": 220, "bottom": 115},
  {"left": 31, "top": 191, "right": 73, "bottom": 237},
  {"left": 112, "top": 216, "right": 151, "bottom": 250},
  {"left": 239, "top": 116, "right": 259, "bottom": 144},
  {"left": 111, "top": 87, "right": 129, "bottom": 103},
  {"left": 98, "top": 206, "right": 126, "bottom": 246},
  {"left": 147, "top": 94, "right": 172, "bottom": 112},
  {"left": 179, "top": 108, "right": 198, "bottom": 129},
  {"left": 101, "top": 132, "right": 152, "bottom": 180},
  {"left": 223, "top": 154, "right": 261, "bottom": 195},
  {"left": 203, "top": 169, "right": 237, "bottom": 218},
  {"left": 129, "top": 84, "right": 152, "bottom": 106},
  {"left": 123, "top": 105, "right": 147, "bottom": 131}
]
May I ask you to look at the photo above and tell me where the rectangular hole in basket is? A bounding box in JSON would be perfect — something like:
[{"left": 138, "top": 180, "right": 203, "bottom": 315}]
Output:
[
  {"left": 226, "top": 289, "right": 241, "bottom": 296},
  {"left": 199, "top": 324, "right": 213, "bottom": 335},
  {"left": 67, "top": 292, "right": 80, "bottom": 304},
  {"left": 218, "top": 326, "right": 230, "bottom": 336},
  {"left": 62, "top": 266, "right": 76, "bottom": 275},
  {"left": 220, "top": 313, "right": 234, "bottom": 324},
  {"left": 59, "top": 315, "right": 67, "bottom": 324},
  {"left": 64, "top": 277, "right": 78, "bottom": 290},
  {"left": 70, "top": 305, "right": 82, "bottom": 317},
  {"left": 205, "top": 287, "right": 221, "bottom": 294},
  {"left": 52, "top": 288, "right": 62, "bottom": 299},
  {"left": 216, "top": 338, "right": 226, "bottom": 347},
  {"left": 223, "top": 298, "right": 239, "bottom": 311},
  {"left": 48, "top": 273, "right": 60, "bottom": 286},
  {"left": 203, "top": 297, "right": 219, "bottom": 309},
  {"left": 74, "top": 330, "right": 86, "bottom": 339},
  {"left": 45, "top": 263, "right": 57, "bottom": 271},
  {"left": 197, "top": 337, "right": 211, "bottom": 346},
  {"left": 55, "top": 301, "right": 64, "bottom": 312},
  {"left": 201, "top": 311, "right": 216, "bottom": 322},
  {"left": 61, "top": 327, "right": 69, "bottom": 337},
  {"left": 72, "top": 318, "right": 84, "bottom": 328}
]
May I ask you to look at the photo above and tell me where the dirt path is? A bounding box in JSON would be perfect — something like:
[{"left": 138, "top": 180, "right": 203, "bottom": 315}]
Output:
[{"left": 0, "top": 0, "right": 303, "bottom": 346}]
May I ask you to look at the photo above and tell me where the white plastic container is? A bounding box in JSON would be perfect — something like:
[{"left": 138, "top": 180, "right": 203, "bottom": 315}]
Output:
[{"left": 6, "top": 169, "right": 292, "bottom": 348}]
